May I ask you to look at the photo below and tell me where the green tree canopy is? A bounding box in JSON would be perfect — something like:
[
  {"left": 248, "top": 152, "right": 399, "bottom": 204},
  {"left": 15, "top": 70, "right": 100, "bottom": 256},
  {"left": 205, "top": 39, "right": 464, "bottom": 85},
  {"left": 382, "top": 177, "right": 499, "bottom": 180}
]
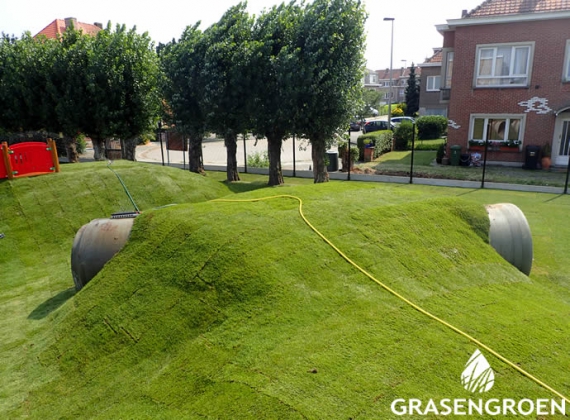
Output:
[{"left": 405, "top": 63, "right": 420, "bottom": 117}]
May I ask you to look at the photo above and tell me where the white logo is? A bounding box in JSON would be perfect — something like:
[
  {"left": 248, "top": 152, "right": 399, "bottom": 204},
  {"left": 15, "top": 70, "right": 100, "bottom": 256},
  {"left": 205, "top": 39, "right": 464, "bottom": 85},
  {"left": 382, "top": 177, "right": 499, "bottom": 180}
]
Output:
[{"left": 461, "top": 349, "right": 495, "bottom": 393}]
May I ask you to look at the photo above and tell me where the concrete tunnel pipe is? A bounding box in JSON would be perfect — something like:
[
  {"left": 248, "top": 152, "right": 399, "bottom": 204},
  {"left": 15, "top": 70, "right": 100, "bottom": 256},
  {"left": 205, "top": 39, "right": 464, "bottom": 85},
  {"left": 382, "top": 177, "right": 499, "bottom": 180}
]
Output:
[{"left": 70, "top": 203, "right": 533, "bottom": 291}]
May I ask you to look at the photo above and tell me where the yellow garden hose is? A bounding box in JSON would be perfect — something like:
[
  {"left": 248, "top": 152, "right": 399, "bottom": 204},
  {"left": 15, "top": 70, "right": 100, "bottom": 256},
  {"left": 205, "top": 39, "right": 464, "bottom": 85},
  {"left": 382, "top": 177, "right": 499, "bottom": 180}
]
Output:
[{"left": 212, "top": 194, "right": 570, "bottom": 404}]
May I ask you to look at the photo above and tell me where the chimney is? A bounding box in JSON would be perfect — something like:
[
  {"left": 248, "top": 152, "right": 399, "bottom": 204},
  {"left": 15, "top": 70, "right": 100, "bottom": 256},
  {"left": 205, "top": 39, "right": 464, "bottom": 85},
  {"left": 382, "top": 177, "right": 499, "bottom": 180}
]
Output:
[
  {"left": 94, "top": 22, "right": 103, "bottom": 29},
  {"left": 64, "top": 17, "right": 77, "bottom": 29},
  {"left": 461, "top": 9, "right": 468, "bottom": 18}
]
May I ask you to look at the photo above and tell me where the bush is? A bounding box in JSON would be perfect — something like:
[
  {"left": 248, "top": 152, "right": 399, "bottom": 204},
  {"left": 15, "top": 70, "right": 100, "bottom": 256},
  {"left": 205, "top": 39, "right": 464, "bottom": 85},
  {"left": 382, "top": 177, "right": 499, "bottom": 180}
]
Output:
[
  {"left": 416, "top": 115, "right": 448, "bottom": 140},
  {"left": 436, "top": 143, "right": 445, "bottom": 163},
  {"left": 393, "top": 121, "right": 414, "bottom": 151},
  {"left": 247, "top": 151, "right": 269, "bottom": 168},
  {"left": 356, "top": 130, "right": 392, "bottom": 160}
]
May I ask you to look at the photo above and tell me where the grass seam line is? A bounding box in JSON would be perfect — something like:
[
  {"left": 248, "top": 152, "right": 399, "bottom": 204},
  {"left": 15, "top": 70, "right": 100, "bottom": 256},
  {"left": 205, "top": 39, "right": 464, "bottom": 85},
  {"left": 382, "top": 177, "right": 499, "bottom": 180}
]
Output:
[{"left": 212, "top": 194, "right": 570, "bottom": 404}]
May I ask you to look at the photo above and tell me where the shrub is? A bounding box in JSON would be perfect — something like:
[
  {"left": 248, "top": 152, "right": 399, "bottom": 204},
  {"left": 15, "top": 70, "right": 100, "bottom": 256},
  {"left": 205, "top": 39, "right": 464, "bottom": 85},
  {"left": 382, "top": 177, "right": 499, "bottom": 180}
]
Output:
[
  {"left": 393, "top": 121, "right": 414, "bottom": 151},
  {"left": 391, "top": 106, "right": 404, "bottom": 117},
  {"left": 436, "top": 143, "right": 445, "bottom": 163},
  {"left": 247, "top": 151, "right": 269, "bottom": 168},
  {"left": 356, "top": 130, "right": 392, "bottom": 160},
  {"left": 416, "top": 115, "right": 448, "bottom": 140}
]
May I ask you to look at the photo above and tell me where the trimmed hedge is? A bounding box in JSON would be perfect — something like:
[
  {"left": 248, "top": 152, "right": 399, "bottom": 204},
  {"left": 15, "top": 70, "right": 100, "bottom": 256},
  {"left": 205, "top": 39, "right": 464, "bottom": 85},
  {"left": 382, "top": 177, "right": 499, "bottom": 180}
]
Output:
[
  {"left": 356, "top": 130, "right": 393, "bottom": 160},
  {"left": 416, "top": 115, "right": 448, "bottom": 140}
]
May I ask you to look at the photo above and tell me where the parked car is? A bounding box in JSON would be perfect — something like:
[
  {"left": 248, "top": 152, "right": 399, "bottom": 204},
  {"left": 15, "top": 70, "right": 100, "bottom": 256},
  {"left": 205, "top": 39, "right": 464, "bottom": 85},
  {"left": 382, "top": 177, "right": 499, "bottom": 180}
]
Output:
[
  {"left": 362, "top": 120, "right": 393, "bottom": 134},
  {"left": 349, "top": 121, "right": 361, "bottom": 131},
  {"left": 391, "top": 116, "right": 415, "bottom": 127}
]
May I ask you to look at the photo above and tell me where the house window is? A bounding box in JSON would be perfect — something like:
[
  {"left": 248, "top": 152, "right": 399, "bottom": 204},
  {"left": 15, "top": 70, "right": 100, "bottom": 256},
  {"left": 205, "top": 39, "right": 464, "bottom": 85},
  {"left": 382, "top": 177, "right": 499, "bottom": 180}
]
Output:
[
  {"left": 475, "top": 43, "right": 533, "bottom": 87},
  {"left": 444, "top": 51, "right": 454, "bottom": 88},
  {"left": 563, "top": 39, "right": 570, "bottom": 82},
  {"left": 470, "top": 115, "right": 524, "bottom": 145},
  {"left": 384, "top": 91, "right": 394, "bottom": 99},
  {"left": 426, "top": 75, "right": 441, "bottom": 91}
]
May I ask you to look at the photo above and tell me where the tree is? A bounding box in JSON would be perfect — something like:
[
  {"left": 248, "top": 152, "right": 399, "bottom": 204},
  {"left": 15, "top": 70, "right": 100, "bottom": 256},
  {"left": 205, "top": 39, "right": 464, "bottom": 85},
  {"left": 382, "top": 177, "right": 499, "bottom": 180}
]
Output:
[
  {"left": 201, "top": 4, "right": 255, "bottom": 182},
  {"left": 292, "top": 0, "right": 367, "bottom": 183},
  {"left": 88, "top": 24, "right": 161, "bottom": 161},
  {"left": 160, "top": 24, "right": 207, "bottom": 174},
  {"left": 250, "top": 2, "right": 303, "bottom": 186},
  {"left": 405, "top": 63, "right": 420, "bottom": 117}
]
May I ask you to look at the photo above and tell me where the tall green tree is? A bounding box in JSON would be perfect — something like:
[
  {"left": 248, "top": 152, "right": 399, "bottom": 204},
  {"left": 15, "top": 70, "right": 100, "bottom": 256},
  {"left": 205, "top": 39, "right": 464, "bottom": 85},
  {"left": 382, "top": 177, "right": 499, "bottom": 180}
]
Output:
[
  {"left": 88, "top": 24, "right": 161, "bottom": 160},
  {"left": 405, "top": 63, "right": 420, "bottom": 117},
  {"left": 201, "top": 3, "right": 255, "bottom": 182},
  {"left": 250, "top": 1, "right": 303, "bottom": 186},
  {"left": 293, "top": 0, "right": 367, "bottom": 183},
  {"left": 0, "top": 33, "right": 59, "bottom": 134},
  {"left": 160, "top": 24, "right": 207, "bottom": 174},
  {"left": 47, "top": 29, "right": 94, "bottom": 161}
]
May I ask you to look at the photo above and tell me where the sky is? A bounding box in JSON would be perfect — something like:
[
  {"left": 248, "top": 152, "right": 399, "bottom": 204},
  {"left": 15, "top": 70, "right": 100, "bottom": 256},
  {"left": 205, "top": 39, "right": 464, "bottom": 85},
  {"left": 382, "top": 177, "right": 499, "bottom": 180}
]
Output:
[{"left": 0, "top": 0, "right": 484, "bottom": 70}]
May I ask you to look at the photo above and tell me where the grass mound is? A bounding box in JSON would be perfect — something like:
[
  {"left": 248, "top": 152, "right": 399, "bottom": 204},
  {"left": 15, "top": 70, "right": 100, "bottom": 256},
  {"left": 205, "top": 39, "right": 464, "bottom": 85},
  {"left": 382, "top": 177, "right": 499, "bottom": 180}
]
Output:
[
  {"left": 18, "top": 191, "right": 569, "bottom": 418},
  {"left": 2, "top": 166, "right": 570, "bottom": 419}
]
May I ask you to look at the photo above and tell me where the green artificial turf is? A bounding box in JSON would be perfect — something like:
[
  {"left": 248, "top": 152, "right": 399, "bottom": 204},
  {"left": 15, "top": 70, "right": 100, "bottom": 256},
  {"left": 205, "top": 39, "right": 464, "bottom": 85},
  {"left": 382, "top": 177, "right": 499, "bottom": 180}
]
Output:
[{"left": 1, "top": 164, "right": 570, "bottom": 419}]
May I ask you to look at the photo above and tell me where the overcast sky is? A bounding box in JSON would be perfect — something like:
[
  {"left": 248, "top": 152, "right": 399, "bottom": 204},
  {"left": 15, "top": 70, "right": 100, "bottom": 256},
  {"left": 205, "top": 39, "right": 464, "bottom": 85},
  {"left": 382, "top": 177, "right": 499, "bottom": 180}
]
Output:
[{"left": 0, "top": 0, "right": 483, "bottom": 70}]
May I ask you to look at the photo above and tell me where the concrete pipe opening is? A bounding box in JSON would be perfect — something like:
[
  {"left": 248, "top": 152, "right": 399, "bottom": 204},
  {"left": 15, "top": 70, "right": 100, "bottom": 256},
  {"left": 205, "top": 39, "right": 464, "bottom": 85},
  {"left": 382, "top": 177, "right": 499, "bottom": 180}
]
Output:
[
  {"left": 71, "top": 218, "right": 134, "bottom": 291},
  {"left": 486, "top": 203, "right": 533, "bottom": 275}
]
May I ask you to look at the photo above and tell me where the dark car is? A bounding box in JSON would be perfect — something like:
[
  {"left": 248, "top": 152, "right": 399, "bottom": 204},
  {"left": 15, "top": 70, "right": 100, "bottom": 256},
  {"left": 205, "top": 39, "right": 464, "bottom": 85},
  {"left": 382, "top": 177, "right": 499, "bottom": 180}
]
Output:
[
  {"left": 349, "top": 121, "right": 361, "bottom": 131},
  {"left": 362, "top": 120, "right": 393, "bottom": 134}
]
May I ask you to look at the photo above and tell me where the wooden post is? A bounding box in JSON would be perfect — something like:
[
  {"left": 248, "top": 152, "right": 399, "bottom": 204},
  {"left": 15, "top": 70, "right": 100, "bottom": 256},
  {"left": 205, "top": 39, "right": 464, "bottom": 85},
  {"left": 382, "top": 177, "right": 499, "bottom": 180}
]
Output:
[
  {"left": 47, "top": 138, "right": 61, "bottom": 173},
  {"left": 1, "top": 142, "right": 14, "bottom": 180}
]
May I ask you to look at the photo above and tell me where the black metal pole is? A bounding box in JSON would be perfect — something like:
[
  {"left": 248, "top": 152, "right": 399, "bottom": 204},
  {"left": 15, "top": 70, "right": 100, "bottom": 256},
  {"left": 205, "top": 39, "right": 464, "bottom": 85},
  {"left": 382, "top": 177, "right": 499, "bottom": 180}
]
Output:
[
  {"left": 409, "top": 123, "right": 415, "bottom": 184},
  {"left": 481, "top": 123, "right": 490, "bottom": 189},
  {"left": 166, "top": 132, "right": 170, "bottom": 166},
  {"left": 293, "top": 134, "right": 296, "bottom": 177},
  {"left": 158, "top": 122, "right": 164, "bottom": 166},
  {"left": 564, "top": 155, "right": 570, "bottom": 194},
  {"left": 183, "top": 135, "right": 186, "bottom": 170},
  {"left": 243, "top": 134, "right": 247, "bottom": 173},
  {"left": 347, "top": 129, "right": 351, "bottom": 181}
]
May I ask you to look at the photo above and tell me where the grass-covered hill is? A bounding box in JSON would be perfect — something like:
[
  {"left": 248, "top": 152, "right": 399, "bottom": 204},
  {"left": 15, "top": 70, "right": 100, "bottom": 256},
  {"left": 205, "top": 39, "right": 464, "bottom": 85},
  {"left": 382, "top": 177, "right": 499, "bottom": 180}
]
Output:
[{"left": 1, "top": 162, "right": 570, "bottom": 419}]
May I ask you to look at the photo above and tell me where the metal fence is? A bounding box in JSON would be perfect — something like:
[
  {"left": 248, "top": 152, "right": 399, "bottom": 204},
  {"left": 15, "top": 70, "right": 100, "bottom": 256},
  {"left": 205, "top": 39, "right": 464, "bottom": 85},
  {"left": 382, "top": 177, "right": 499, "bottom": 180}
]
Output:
[{"left": 146, "top": 132, "right": 570, "bottom": 194}]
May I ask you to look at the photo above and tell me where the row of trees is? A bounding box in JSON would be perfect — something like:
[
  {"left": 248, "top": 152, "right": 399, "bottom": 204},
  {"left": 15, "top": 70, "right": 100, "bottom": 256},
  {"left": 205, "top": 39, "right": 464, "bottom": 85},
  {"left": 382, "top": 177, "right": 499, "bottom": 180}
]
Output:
[
  {"left": 0, "top": 24, "right": 161, "bottom": 161},
  {"left": 0, "top": 0, "right": 366, "bottom": 184},
  {"left": 161, "top": 0, "right": 366, "bottom": 184}
]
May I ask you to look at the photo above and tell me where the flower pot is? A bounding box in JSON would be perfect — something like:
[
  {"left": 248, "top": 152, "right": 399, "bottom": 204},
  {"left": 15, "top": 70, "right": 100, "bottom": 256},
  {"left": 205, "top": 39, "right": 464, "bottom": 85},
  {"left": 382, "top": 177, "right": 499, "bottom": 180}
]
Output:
[{"left": 541, "top": 156, "right": 551, "bottom": 170}]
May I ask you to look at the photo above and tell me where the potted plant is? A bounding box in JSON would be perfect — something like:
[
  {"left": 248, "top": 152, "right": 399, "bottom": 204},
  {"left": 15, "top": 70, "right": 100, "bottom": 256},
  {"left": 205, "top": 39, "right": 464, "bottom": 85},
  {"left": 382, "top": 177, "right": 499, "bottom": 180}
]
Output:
[{"left": 541, "top": 142, "right": 552, "bottom": 170}]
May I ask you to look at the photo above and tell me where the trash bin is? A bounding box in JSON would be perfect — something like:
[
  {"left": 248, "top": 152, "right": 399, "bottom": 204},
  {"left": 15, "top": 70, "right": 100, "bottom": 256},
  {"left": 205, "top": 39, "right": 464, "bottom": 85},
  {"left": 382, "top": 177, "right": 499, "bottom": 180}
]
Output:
[
  {"left": 450, "top": 145, "right": 462, "bottom": 166},
  {"left": 326, "top": 151, "right": 339, "bottom": 172},
  {"left": 523, "top": 145, "right": 540, "bottom": 170}
]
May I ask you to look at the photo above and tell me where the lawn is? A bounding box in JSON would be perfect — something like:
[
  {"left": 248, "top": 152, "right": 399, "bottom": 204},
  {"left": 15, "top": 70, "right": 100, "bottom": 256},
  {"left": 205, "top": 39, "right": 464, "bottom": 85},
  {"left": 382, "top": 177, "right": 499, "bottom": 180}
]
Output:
[
  {"left": 357, "top": 149, "right": 569, "bottom": 187},
  {"left": 1, "top": 163, "right": 570, "bottom": 418}
]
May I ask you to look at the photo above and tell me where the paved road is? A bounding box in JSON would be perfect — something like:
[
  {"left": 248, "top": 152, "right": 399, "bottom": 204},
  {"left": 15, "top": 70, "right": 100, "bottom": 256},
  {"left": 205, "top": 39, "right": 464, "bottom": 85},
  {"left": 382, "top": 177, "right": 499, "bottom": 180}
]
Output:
[{"left": 130, "top": 131, "right": 362, "bottom": 170}]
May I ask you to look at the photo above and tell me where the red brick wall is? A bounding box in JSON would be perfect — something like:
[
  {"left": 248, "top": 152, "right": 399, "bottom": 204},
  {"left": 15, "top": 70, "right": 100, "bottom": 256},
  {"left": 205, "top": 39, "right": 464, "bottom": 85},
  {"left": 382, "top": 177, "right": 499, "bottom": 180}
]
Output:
[{"left": 446, "top": 18, "right": 570, "bottom": 162}]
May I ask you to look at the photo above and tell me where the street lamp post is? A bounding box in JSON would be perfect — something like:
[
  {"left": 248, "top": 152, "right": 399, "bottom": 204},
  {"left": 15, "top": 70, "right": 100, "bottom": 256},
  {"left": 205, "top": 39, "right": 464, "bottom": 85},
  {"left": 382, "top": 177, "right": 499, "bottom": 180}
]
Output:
[{"left": 384, "top": 17, "right": 395, "bottom": 141}]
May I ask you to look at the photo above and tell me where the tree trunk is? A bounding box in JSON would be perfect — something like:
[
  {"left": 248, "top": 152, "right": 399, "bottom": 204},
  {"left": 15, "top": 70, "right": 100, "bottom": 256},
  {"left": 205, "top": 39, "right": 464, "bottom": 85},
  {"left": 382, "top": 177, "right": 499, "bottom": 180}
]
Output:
[
  {"left": 64, "top": 136, "right": 80, "bottom": 163},
  {"left": 267, "top": 134, "right": 284, "bottom": 186},
  {"left": 92, "top": 137, "right": 106, "bottom": 161},
  {"left": 311, "top": 139, "right": 329, "bottom": 183},
  {"left": 123, "top": 138, "right": 137, "bottom": 161},
  {"left": 225, "top": 132, "right": 240, "bottom": 182},
  {"left": 189, "top": 133, "right": 205, "bottom": 174}
]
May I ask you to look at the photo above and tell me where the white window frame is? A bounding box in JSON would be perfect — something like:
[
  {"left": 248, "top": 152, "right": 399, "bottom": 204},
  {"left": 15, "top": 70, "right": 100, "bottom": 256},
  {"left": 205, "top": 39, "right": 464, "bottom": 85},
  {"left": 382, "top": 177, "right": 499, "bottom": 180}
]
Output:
[
  {"left": 474, "top": 42, "right": 534, "bottom": 88},
  {"left": 426, "top": 75, "right": 441, "bottom": 92},
  {"left": 469, "top": 114, "right": 526, "bottom": 145},
  {"left": 564, "top": 40, "right": 570, "bottom": 82}
]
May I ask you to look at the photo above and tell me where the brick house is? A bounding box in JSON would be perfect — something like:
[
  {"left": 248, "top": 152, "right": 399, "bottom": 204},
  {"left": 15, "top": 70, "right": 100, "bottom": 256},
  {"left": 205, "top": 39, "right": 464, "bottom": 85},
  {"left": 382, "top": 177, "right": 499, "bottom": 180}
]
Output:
[
  {"left": 418, "top": 48, "right": 448, "bottom": 116},
  {"left": 364, "top": 67, "right": 421, "bottom": 108},
  {"left": 34, "top": 18, "right": 103, "bottom": 39},
  {"left": 436, "top": 0, "right": 570, "bottom": 166}
]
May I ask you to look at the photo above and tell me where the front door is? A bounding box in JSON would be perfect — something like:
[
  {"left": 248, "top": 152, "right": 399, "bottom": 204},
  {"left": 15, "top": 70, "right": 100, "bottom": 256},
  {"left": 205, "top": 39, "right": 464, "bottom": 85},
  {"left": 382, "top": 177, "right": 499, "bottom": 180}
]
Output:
[{"left": 554, "top": 118, "right": 570, "bottom": 167}]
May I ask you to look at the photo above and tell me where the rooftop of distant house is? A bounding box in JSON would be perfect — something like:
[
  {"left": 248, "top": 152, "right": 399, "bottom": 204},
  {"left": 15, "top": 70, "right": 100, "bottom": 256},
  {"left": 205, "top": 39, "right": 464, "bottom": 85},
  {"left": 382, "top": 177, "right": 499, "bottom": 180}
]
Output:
[
  {"left": 463, "top": 0, "right": 570, "bottom": 18},
  {"left": 34, "top": 18, "right": 103, "bottom": 39}
]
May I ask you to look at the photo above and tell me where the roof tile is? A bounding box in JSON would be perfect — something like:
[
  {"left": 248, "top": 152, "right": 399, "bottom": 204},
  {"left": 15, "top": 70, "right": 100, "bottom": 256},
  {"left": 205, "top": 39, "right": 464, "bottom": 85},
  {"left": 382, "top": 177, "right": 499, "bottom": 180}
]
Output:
[{"left": 465, "top": 0, "right": 570, "bottom": 18}]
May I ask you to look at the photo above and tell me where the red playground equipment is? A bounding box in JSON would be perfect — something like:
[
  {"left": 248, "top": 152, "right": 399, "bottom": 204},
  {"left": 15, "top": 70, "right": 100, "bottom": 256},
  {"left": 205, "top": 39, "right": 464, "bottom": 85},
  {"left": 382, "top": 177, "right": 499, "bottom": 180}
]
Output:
[{"left": 0, "top": 139, "right": 60, "bottom": 180}]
